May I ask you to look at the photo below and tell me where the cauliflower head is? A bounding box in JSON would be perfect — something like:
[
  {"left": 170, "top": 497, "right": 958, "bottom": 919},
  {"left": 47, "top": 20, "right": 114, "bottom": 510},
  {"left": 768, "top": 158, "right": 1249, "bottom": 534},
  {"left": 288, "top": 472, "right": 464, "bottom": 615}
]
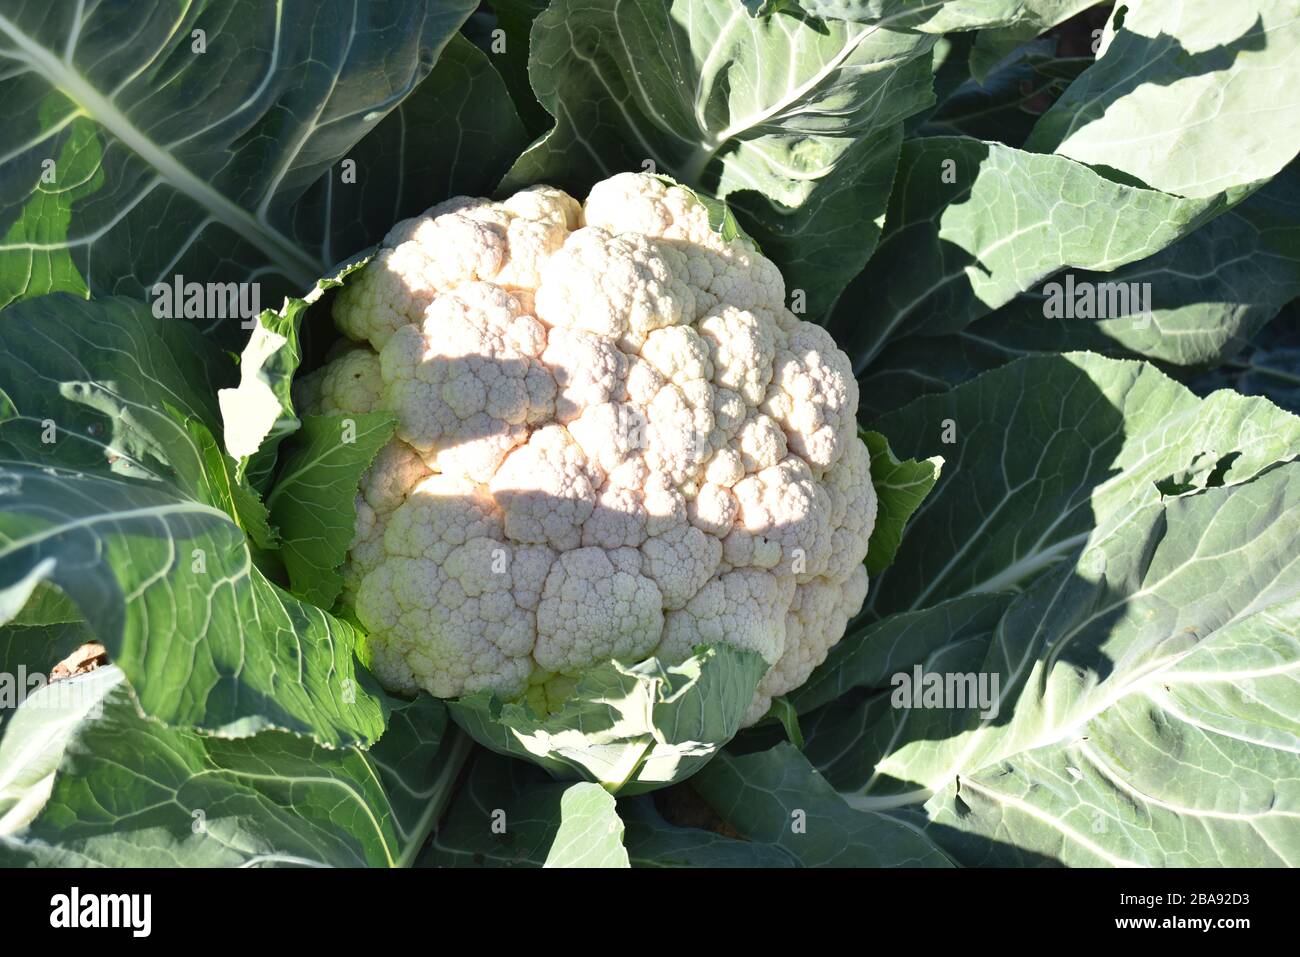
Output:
[{"left": 308, "top": 172, "right": 877, "bottom": 725}]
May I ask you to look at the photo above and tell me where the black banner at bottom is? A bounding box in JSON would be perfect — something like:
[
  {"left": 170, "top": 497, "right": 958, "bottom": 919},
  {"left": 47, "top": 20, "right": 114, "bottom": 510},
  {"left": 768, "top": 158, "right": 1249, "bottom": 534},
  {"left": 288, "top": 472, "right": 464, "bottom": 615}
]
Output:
[{"left": 0, "top": 866, "right": 1285, "bottom": 943}]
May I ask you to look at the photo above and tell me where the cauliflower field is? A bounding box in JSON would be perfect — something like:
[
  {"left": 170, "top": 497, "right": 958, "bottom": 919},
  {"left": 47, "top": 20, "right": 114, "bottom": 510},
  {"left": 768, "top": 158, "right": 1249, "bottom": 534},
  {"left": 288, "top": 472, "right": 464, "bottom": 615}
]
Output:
[
  {"left": 1, "top": 0, "right": 1298, "bottom": 876},
  {"left": 299, "top": 174, "right": 875, "bottom": 723}
]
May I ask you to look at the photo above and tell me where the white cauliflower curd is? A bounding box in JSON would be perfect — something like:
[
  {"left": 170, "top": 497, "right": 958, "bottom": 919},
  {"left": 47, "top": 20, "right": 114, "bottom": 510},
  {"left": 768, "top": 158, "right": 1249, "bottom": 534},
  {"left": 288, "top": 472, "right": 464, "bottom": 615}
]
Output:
[{"left": 297, "top": 172, "right": 877, "bottom": 724}]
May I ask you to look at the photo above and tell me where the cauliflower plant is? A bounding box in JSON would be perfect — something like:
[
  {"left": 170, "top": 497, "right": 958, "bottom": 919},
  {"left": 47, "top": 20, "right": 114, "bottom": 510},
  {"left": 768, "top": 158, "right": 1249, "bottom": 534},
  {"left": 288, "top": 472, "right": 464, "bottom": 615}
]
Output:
[{"left": 297, "top": 172, "right": 877, "bottom": 724}]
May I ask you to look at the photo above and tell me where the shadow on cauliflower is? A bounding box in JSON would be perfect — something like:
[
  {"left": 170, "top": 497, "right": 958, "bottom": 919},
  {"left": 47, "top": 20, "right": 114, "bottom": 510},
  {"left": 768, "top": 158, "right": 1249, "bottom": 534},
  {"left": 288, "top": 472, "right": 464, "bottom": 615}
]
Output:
[{"left": 296, "top": 173, "right": 878, "bottom": 728}]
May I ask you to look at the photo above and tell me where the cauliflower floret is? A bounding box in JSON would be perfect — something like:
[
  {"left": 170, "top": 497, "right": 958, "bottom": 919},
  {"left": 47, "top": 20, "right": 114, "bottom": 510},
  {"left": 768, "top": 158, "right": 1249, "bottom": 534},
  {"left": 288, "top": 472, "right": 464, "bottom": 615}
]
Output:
[
  {"left": 821, "top": 438, "right": 878, "bottom": 583},
  {"left": 640, "top": 522, "right": 722, "bottom": 611},
  {"left": 501, "top": 184, "right": 583, "bottom": 230},
  {"left": 725, "top": 456, "right": 832, "bottom": 582},
  {"left": 698, "top": 305, "right": 778, "bottom": 404},
  {"left": 381, "top": 284, "right": 555, "bottom": 482},
  {"left": 582, "top": 172, "right": 786, "bottom": 316},
  {"left": 331, "top": 173, "right": 877, "bottom": 723},
  {"left": 763, "top": 315, "right": 860, "bottom": 475},
  {"left": 338, "top": 188, "right": 581, "bottom": 351},
  {"left": 357, "top": 540, "right": 540, "bottom": 700},
  {"left": 383, "top": 473, "right": 503, "bottom": 563},
  {"left": 736, "top": 411, "right": 788, "bottom": 473},
  {"left": 534, "top": 228, "right": 696, "bottom": 351},
  {"left": 689, "top": 482, "right": 738, "bottom": 537},
  {"left": 535, "top": 547, "right": 664, "bottom": 673},
  {"left": 749, "top": 565, "right": 869, "bottom": 724},
  {"left": 543, "top": 328, "right": 629, "bottom": 421},
  {"left": 656, "top": 568, "right": 796, "bottom": 671},
  {"left": 489, "top": 424, "right": 596, "bottom": 551},
  {"left": 333, "top": 243, "right": 442, "bottom": 350},
  {"left": 294, "top": 347, "right": 385, "bottom": 416},
  {"left": 640, "top": 325, "right": 713, "bottom": 385},
  {"left": 344, "top": 441, "right": 431, "bottom": 600}
]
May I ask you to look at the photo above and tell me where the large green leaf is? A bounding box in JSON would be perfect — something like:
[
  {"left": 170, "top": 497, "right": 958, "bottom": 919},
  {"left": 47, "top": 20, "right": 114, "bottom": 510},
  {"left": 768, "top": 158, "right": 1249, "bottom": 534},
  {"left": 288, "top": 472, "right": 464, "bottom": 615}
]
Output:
[
  {"left": 692, "top": 743, "right": 953, "bottom": 866},
  {"left": 428, "top": 752, "right": 597, "bottom": 867},
  {"left": 1028, "top": 0, "right": 1300, "bottom": 200},
  {"left": 0, "top": 666, "right": 466, "bottom": 866},
  {"left": 822, "top": 465, "right": 1300, "bottom": 866},
  {"left": 785, "top": 0, "right": 1104, "bottom": 34},
  {"left": 830, "top": 138, "right": 1226, "bottom": 369},
  {"left": 0, "top": 296, "right": 385, "bottom": 745},
  {"left": 0, "top": 619, "right": 94, "bottom": 740},
  {"left": 503, "top": 0, "right": 937, "bottom": 318},
  {"left": 219, "top": 255, "right": 371, "bottom": 488},
  {"left": 448, "top": 645, "right": 768, "bottom": 796},
  {"left": 916, "top": 45, "right": 1091, "bottom": 147},
  {"left": 853, "top": 161, "right": 1300, "bottom": 417},
  {"left": 832, "top": 0, "right": 1300, "bottom": 369},
  {"left": 0, "top": 1, "right": 485, "bottom": 324},
  {"left": 864, "top": 353, "right": 1300, "bottom": 620}
]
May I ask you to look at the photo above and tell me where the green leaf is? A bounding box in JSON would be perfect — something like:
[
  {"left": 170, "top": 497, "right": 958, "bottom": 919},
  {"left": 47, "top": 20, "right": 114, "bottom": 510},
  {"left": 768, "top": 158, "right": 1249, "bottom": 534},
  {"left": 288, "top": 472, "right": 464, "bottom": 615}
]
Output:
[
  {"left": 219, "top": 254, "right": 372, "bottom": 490},
  {"left": 853, "top": 156, "right": 1300, "bottom": 413},
  {"left": 830, "top": 138, "right": 1226, "bottom": 370},
  {"left": 0, "top": 296, "right": 385, "bottom": 746},
  {"left": 476, "top": 0, "right": 552, "bottom": 138},
  {"left": 831, "top": 464, "right": 1300, "bottom": 866},
  {"left": 918, "top": 48, "right": 1091, "bottom": 146},
  {"left": 428, "top": 749, "right": 792, "bottom": 866},
  {"left": 221, "top": 30, "right": 532, "bottom": 474},
  {"left": 1028, "top": 1, "right": 1300, "bottom": 200},
  {"left": 1192, "top": 304, "right": 1300, "bottom": 417},
  {"left": 980, "top": 161, "right": 1300, "bottom": 369},
  {"left": 544, "top": 784, "right": 629, "bottom": 867},
  {"left": 618, "top": 796, "right": 800, "bottom": 867},
  {"left": 448, "top": 645, "right": 768, "bottom": 795},
  {"left": 5, "top": 583, "right": 80, "bottom": 627},
  {"left": 0, "top": 0, "right": 477, "bottom": 321},
  {"left": 0, "top": 620, "right": 95, "bottom": 739},
  {"left": 266, "top": 413, "right": 396, "bottom": 608},
  {"left": 427, "top": 752, "right": 574, "bottom": 867},
  {"left": 691, "top": 743, "right": 954, "bottom": 866},
  {"left": 187, "top": 419, "right": 278, "bottom": 551},
  {"left": 864, "top": 353, "right": 1300, "bottom": 620},
  {"left": 762, "top": 697, "right": 805, "bottom": 749},
  {"left": 792, "top": 0, "right": 1105, "bottom": 34},
  {"left": 791, "top": 592, "right": 1012, "bottom": 715},
  {"left": 0, "top": 666, "right": 119, "bottom": 837},
  {"left": 862, "top": 430, "right": 942, "bottom": 575},
  {"left": 0, "top": 668, "right": 466, "bottom": 866},
  {"left": 503, "top": 0, "right": 937, "bottom": 318},
  {"left": 295, "top": 32, "right": 530, "bottom": 269},
  {"left": 0, "top": 621, "right": 91, "bottom": 684},
  {"left": 967, "top": 2, "right": 1100, "bottom": 81}
]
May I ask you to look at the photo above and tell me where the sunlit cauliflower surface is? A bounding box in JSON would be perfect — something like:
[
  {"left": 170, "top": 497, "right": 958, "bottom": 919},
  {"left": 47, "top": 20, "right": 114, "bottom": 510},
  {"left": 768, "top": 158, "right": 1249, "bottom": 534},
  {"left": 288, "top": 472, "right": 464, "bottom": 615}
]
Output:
[{"left": 308, "top": 172, "right": 877, "bottom": 725}]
